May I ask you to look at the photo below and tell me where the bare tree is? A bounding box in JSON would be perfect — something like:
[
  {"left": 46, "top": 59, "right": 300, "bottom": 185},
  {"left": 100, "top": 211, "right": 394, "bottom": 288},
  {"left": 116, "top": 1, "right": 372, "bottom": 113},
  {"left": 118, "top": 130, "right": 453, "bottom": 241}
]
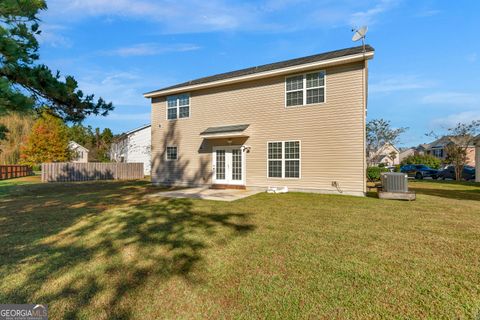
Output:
[{"left": 366, "top": 119, "right": 407, "bottom": 166}]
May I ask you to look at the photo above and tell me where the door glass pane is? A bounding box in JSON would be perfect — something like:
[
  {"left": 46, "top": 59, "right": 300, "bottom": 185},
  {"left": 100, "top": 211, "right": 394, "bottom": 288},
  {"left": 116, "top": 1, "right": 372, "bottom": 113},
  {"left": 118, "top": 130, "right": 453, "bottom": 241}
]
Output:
[
  {"left": 216, "top": 150, "right": 225, "bottom": 180},
  {"left": 232, "top": 149, "right": 242, "bottom": 181}
]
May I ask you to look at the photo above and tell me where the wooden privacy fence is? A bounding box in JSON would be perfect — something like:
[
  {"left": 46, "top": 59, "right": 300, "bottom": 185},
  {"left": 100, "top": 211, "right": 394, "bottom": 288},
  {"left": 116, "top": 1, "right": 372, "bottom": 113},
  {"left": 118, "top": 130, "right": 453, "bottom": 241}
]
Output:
[
  {"left": 41, "top": 162, "right": 144, "bottom": 182},
  {"left": 0, "top": 165, "right": 33, "bottom": 180}
]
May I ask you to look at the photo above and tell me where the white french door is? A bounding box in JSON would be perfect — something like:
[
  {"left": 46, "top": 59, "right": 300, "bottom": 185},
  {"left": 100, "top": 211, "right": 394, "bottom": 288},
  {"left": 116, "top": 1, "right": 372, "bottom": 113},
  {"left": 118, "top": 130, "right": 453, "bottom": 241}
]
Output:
[{"left": 212, "top": 146, "right": 245, "bottom": 185}]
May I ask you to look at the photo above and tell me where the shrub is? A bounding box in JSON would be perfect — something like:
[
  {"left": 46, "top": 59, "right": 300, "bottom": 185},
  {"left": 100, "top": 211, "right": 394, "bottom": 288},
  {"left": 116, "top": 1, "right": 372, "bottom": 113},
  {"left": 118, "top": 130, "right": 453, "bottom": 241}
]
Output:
[
  {"left": 367, "top": 166, "right": 389, "bottom": 181},
  {"left": 401, "top": 154, "right": 441, "bottom": 169}
]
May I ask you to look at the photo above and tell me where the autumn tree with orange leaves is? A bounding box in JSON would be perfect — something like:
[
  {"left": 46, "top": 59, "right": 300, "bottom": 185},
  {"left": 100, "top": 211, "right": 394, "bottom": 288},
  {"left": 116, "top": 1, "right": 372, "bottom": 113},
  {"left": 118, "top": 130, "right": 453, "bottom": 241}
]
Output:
[{"left": 20, "top": 111, "right": 71, "bottom": 166}]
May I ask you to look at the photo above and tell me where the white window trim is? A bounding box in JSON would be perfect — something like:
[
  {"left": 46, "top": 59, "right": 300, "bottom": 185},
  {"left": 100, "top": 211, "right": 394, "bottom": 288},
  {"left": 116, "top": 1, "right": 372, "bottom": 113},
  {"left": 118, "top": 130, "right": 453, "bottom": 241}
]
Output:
[
  {"left": 165, "top": 146, "right": 178, "bottom": 161},
  {"left": 266, "top": 140, "right": 301, "bottom": 179},
  {"left": 285, "top": 70, "right": 326, "bottom": 108},
  {"left": 166, "top": 94, "right": 191, "bottom": 120}
]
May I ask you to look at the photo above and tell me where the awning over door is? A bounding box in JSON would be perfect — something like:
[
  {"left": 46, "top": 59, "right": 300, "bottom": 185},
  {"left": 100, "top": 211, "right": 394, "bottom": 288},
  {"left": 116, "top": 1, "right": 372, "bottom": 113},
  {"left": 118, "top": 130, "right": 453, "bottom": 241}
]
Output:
[{"left": 200, "top": 124, "right": 249, "bottom": 139}]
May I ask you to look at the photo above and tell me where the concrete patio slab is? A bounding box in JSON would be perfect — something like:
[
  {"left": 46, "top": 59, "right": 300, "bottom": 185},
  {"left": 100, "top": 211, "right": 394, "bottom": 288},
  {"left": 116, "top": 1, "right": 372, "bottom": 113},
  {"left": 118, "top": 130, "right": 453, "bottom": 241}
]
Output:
[{"left": 148, "top": 187, "right": 262, "bottom": 202}]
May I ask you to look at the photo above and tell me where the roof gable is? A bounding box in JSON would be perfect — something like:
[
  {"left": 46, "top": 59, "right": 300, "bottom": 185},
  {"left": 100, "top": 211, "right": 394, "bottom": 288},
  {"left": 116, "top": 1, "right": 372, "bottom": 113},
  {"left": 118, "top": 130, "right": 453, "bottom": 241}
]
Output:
[
  {"left": 69, "top": 141, "right": 89, "bottom": 152},
  {"left": 424, "top": 135, "right": 477, "bottom": 149}
]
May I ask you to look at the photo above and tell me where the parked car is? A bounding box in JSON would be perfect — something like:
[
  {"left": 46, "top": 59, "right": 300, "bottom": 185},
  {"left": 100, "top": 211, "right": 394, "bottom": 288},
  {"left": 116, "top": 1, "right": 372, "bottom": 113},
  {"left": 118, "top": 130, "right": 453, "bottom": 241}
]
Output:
[
  {"left": 400, "top": 164, "right": 439, "bottom": 180},
  {"left": 386, "top": 166, "right": 396, "bottom": 172},
  {"left": 438, "top": 165, "right": 476, "bottom": 181}
]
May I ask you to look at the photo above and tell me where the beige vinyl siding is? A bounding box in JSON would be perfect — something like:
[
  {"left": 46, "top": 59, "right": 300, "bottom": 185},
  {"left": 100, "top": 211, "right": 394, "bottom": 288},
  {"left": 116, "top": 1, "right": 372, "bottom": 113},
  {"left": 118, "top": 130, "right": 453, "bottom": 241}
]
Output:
[{"left": 151, "top": 61, "right": 367, "bottom": 195}]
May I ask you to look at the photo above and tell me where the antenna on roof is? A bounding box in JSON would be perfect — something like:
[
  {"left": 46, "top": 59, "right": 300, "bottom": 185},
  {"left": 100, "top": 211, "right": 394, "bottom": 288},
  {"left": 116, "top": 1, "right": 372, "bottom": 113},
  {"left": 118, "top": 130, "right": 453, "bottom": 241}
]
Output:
[{"left": 351, "top": 26, "right": 368, "bottom": 52}]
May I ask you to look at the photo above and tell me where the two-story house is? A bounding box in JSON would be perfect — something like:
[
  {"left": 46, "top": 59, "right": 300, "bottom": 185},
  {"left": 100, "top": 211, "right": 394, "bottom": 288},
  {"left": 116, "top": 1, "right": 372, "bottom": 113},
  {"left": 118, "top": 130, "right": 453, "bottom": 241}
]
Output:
[
  {"left": 369, "top": 143, "right": 400, "bottom": 166},
  {"left": 420, "top": 136, "right": 476, "bottom": 166},
  {"left": 110, "top": 124, "right": 152, "bottom": 175},
  {"left": 144, "top": 45, "right": 374, "bottom": 196}
]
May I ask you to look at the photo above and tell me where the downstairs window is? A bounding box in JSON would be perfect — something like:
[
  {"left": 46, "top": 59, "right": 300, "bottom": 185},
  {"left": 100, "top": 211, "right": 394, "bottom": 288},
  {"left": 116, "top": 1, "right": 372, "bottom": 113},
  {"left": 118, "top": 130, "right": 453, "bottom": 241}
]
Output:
[{"left": 268, "top": 141, "right": 300, "bottom": 178}]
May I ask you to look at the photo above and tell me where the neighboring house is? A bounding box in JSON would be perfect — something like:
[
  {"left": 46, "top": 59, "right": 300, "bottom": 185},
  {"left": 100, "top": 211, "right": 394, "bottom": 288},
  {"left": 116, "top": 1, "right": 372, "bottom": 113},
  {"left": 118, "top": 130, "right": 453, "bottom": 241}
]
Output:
[
  {"left": 144, "top": 45, "right": 374, "bottom": 196},
  {"left": 421, "top": 136, "right": 476, "bottom": 166},
  {"left": 399, "top": 148, "right": 416, "bottom": 162},
  {"left": 110, "top": 124, "right": 151, "bottom": 175},
  {"left": 370, "top": 143, "right": 400, "bottom": 166},
  {"left": 416, "top": 144, "right": 428, "bottom": 156},
  {"left": 69, "top": 141, "right": 89, "bottom": 163}
]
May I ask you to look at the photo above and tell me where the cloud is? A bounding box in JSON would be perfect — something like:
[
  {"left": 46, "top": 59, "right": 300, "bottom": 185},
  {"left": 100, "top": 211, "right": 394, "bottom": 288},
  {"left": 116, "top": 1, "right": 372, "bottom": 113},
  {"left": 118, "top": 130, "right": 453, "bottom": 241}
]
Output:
[
  {"left": 303, "top": 0, "right": 400, "bottom": 30},
  {"left": 44, "top": 0, "right": 399, "bottom": 34},
  {"left": 370, "top": 75, "right": 435, "bottom": 93},
  {"left": 431, "top": 111, "right": 480, "bottom": 128},
  {"left": 349, "top": 0, "right": 399, "bottom": 26},
  {"left": 44, "top": 0, "right": 257, "bottom": 33},
  {"left": 37, "top": 24, "right": 72, "bottom": 48},
  {"left": 77, "top": 71, "right": 149, "bottom": 107},
  {"left": 102, "top": 43, "right": 200, "bottom": 57},
  {"left": 75, "top": 70, "right": 166, "bottom": 127},
  {"left": 421, "top": 92, "right": 479, "bottom": 106},
  {"left": 47, "top": 0, "right": 160, "bottom": 18}
]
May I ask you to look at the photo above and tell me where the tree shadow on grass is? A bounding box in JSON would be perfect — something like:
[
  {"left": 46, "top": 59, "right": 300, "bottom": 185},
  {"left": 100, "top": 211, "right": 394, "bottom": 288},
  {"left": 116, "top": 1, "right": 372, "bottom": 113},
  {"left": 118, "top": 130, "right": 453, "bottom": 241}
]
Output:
[{"left": 0, "top": 180, "right": 255, "bottom": 319}]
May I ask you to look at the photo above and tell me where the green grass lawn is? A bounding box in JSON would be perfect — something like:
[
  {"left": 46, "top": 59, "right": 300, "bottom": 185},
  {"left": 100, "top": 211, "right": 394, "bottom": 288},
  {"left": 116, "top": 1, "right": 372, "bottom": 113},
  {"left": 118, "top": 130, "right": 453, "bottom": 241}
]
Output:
[{"left": 0, "top": 177, "right": 479, "bottom": 319}]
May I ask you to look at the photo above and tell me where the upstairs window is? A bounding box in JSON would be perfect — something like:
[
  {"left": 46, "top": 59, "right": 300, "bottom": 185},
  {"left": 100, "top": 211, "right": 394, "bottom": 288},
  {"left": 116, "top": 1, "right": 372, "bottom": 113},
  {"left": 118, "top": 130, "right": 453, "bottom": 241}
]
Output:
[
  {"left": 286, "top": 71, "right": 325, "bottom": 107},
  {"left": 167, "top": 94, "right": 190, "bottom": 120}
]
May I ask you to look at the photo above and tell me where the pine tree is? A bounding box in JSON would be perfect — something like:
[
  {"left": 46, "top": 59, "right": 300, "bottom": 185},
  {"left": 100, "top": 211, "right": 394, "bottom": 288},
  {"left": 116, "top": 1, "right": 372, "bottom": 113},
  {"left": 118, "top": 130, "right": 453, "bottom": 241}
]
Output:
[
  {"left": 19, "top": 111, "right": 70, "bottom": 166},
  {"left": 0, "top": 0, "right": 113, "bottom": 138},
  {"left": 66, "top": 125, "right": 114, "bottom": 162}
]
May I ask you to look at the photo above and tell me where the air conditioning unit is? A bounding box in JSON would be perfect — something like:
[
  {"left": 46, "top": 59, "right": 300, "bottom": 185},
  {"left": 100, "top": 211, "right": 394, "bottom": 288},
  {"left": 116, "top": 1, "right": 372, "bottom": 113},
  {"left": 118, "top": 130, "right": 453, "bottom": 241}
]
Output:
[
  {"left": 381, "top": 172, "right": 408, "bottom": 192},
  {"left": 378, "top": 172, "right": 415, "bottom": 200}
]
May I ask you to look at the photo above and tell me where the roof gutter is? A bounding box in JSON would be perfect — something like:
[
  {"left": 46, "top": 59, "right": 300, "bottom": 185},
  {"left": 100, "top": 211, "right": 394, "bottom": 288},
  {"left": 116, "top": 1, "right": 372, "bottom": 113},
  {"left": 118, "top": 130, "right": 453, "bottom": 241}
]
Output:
[{"left": 144, "top": 51, "right": 374, "bottom": 98}]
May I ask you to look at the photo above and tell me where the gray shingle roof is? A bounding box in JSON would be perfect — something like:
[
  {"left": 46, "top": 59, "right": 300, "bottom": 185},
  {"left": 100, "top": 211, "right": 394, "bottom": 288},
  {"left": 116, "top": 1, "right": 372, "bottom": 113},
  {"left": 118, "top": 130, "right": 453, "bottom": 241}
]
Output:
[
  {"left": 424, "top": 135, "right": 477, "bottom": 149},
  {"left": 201, "top": 124, "right": 249, "bottom": 135},
  {"left": 145, "top": 45, "right": 374, "bottom": 95}
]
